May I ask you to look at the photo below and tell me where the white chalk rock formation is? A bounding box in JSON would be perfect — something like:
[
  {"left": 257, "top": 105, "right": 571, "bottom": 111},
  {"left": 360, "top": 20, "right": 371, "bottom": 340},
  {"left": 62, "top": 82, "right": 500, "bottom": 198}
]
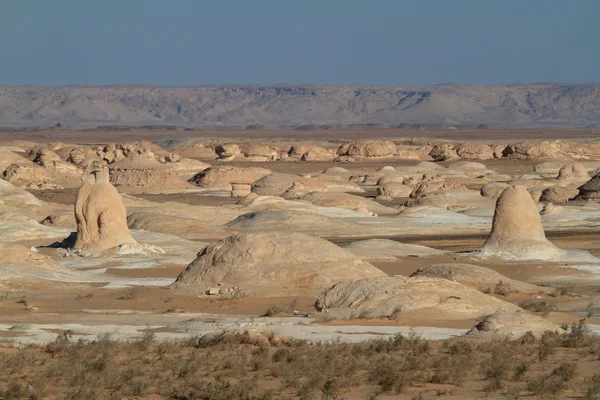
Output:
[
  {"left": 73, "top": 166, "right": 137, "bottom": 252},
  {"left": 171, "top": 232, "right": 386, "bottom": 296},
  {"left": 411, "top": 263, "right": 553, "bottom": 294},
  {"left": 344, "top": 239, "right": 446, "bottom": 260},
  {"left": 479, "top": 185, "right": 595, "bottom": 261},
  {"left": 315, "top": 276, "right": 520, "bottom": 321}
]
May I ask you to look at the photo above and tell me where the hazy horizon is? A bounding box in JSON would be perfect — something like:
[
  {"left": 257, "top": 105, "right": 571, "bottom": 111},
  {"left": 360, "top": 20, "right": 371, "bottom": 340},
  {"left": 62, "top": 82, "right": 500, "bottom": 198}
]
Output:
[{"left": 1, "top": 0, "right": 599, "bottom": 87}]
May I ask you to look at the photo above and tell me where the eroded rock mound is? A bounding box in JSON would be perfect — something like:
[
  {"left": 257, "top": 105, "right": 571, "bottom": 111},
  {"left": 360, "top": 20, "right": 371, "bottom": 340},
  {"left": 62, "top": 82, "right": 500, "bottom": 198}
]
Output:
[
  {"left": 575, "top": 172, "right": 600, "bottom": 200},
  {"left": 0, "top": 243, "right": 71, "bottom": 282},
  {"left": 467, "top": 310, "right": 563, "bottom": 338},
  {"left": 127, "top": 211, "right": 228, "bottom": 241},
  {"left": 251, "top": 173, "right": 361, "bottom": 197},
  {"left": 503, "top": 141, "right": 565, "bottom": 160},
  {"left": 454, "top": 143, "right": 494, "bottom": 160},
  {"left": 539, "top": 186, "right": 578, "bottom": 203},
  {"left": 429, "top": 144, "right": 459, "bottom": 161},
  {"left": 108, "top": 153, "right": 189, "bottom": 192},
  {"left": 171, "top": 232, "right": 386, "bottom": 296},
  {"left": 479, "top": 185, "right": 595, "bottom": 261},
  {"left": 336, "top": 140, "right": 397, "bottom": 160},
  {"left": 189, "top": 166, "right": 272, "bottom": 189},
  {"left": 344, "top": 239, "right": 446, "bottom": 259},
  {"left": 1, "top": 163, "right": 52, "bottom": 189},
  {"left": 315, "top": 276, "right": 520, "bottom": 320},
  {"left": 411, "top": 263, "right": 552, "bottom": 294},
  {"left": 557, "top": 163, "right": 590, "bottom": 181},
  {"left": 73, "top": 167, "right": 137, "bottom": 252}
]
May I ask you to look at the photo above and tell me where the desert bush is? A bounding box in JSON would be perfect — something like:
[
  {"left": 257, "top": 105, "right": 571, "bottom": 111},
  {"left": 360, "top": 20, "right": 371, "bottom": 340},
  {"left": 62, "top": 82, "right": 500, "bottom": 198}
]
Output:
[{"left": 518, "top": 300, "right": 556, "bottom": 316}]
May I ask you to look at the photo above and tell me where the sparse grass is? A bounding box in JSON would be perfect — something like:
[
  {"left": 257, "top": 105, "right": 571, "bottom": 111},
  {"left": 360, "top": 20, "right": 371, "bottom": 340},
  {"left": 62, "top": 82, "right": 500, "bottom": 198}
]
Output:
[
  {"left": 493, "top": 280, "right": 515, "bottom": 296},
  {"left": 76, "top": 292, "right": 93, "bottom": 301},
  {"left": 549, "top": 286, "right": 579, "bottom": 297},
  {"left": 262, "top": 298, "right": 298, "bottom": 317},
  {"left": 0, "top": 327, "right": 599, "bottom": 399},
  {"left": 518, "top": 300, "right": 557, "bottom": 316},
  {"left": 585, "top": 373, "right": 600, "bottom": 400},
  {"left": 117, "top": 288, "right": 136, "bottom": 300},
  {"left": 587, "top": 299, "right": 600, "bottom": 318},
  {"left": 478, "top": 286, "right": 492, "bottom": 294}
]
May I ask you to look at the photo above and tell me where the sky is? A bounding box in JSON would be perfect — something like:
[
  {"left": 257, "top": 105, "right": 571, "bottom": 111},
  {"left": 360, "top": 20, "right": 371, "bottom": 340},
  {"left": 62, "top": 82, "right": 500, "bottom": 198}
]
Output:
[{"left": 1, "top": 0, "right": 599, "bottom": 86}]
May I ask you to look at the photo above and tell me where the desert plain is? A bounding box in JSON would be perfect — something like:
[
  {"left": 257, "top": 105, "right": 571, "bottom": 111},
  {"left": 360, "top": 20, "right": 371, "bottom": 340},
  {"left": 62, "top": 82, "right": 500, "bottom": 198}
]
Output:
[{"left": 1, "top": 125, "right": 600, "bottom": 399}]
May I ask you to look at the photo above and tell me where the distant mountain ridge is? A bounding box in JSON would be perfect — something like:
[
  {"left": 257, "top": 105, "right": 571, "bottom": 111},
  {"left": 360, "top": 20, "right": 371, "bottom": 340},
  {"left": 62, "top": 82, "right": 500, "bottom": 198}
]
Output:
[{"left": 1, "top": 83, "right": 599, "bottom": 127}]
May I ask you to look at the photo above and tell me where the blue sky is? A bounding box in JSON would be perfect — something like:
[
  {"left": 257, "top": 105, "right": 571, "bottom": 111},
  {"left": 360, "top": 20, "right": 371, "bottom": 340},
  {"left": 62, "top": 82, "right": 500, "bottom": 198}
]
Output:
[{"left": 1, "top": 0, "right": 598, "bottom": 86}]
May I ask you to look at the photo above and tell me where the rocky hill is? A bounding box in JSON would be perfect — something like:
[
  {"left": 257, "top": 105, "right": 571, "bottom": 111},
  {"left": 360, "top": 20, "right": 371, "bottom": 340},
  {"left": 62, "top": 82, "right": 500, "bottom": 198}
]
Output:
[{"left": 1, "top": 83, "right": 599, "bottom": 127}]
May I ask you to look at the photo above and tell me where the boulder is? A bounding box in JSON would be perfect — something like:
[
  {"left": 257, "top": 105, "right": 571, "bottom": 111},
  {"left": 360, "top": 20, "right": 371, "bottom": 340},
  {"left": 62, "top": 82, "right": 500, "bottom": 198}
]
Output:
[
  {"left": 429, "top": 144, "right": 459, "bottom": 161},
  {"left": 454, "top": 143, "right": 494, "bottom": 160},
  {"left": 170, "top": 232, "right": 386, "bottom": 296},
  {"left": 215, "top": 143, "right": 243, "bottom": 161},
  {"left": 377, "top": 182, "right": 413, "bottom": 199},
  {"left": 480, "top": 183, "right": 510, "bottom": 197},
  {"left": 539, "top": 186, "right": 578, "bottom": 203}
]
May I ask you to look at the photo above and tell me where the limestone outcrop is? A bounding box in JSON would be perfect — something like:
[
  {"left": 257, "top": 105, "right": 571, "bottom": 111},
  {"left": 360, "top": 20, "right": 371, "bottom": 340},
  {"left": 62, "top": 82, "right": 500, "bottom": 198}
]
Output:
[
  {"left": 171, "top": 232, "right": 386, "bottom": 296},
  {"left": 315, "top": 276, "right": 520, "bottom": 320},
  {"left": 73, "top": 167, "right": 137, "bottom": 252},
  {"left": 479, "top": 185, "right": 596, "bottom": 261}
]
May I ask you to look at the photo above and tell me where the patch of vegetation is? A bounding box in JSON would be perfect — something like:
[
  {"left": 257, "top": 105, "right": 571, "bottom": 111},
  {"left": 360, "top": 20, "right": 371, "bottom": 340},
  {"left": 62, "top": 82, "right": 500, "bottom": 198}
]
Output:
[
  {"left": 493, "top": 280, "right": 515, "bottom": 296},
  {"left": 518, "top": 300, "right": 556, "bottom": 316},
  {"left": 549, "top": 286, "right": 579, "bottom": 297},
  {"left": 262, "top": 298, "right": 298, "bottom": 317},
  {"left": 0, "top": 326, "right": 599, "bottom": 399},
  {"left": 117, "top": 289, "right": 136, "bottom": 300}
]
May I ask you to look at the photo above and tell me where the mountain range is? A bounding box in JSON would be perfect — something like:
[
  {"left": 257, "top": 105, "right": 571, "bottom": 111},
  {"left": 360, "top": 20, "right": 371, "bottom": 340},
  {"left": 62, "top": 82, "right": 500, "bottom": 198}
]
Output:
[{"left": 1, "top": 83, "right": 599, "bottom": 128}]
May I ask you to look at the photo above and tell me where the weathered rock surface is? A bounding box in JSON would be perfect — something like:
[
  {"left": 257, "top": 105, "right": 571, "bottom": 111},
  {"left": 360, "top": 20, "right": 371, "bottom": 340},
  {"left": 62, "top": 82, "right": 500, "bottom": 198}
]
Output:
[
  {"left": 252, "top": 173, "right": 362, "bottom": 197},
  {"left": 189, "top": 166, "right": 272, "bottom": 189},
  {"left": 73, "top": 167, "right": 137, "bottom": 251},
  {"left": 479, "top": 185, "right": 596, "bottom": 261},
  {"left": 344, "top": 239, "right": 446, "bottom": 259},
  {"left": 127, "top": 211, "right": 229, "bottom": 240},
  {"left": 336, "top": 140, "right": 397, "bottom": 159},
  {"left": 539, "top": 186, "right": 579, "bottom": 203},
  {"left": 411, "top": 263, "right": 553, "bottom": 294},
  {"left": 108, "top": 153, "right": 190, "bottom": 192},
  {"left": 315, "top": 276, "right": 521, "bottom": 320},
  {"left": 171, "top": 232, "right": 386, "bottom": 296}
]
